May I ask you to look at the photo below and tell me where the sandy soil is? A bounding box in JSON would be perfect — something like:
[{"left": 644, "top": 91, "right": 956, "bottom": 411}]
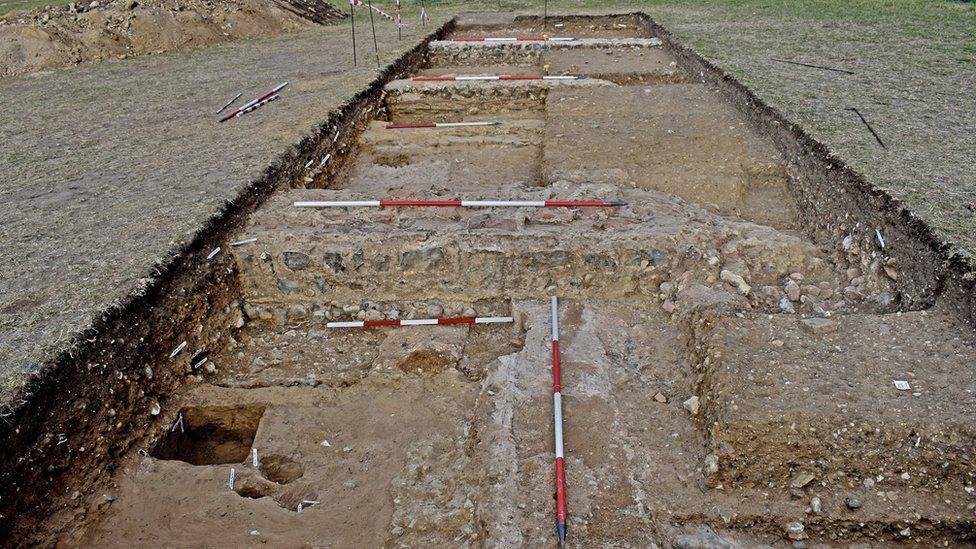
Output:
[
  {"left": 71, "top": 19, "right": 976, "bottom": 547},
  {"left": 0, "top": 0, "right": 342, "bottom": 77}
]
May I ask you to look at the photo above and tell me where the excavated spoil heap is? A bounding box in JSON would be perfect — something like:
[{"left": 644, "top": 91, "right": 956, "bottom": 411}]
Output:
[{"left": 73, "top": 14, "right": 976, "bottom": 548}]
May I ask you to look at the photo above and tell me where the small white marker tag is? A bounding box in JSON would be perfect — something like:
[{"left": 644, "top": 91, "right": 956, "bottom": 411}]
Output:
[
  {"left": 207, "top": 247, "right": 221, "bottom": 260},
  {"left": 893, "top": 380, "right": 911, "bottom": 391},
  {"left": 229, "top": 468, "right": 236, "bottom": 490},
  {"left": 252, "top": 448, "right": 259, "bottom": 467},
  {"left": 169, "top": 341, "right": 187, "bottom": 358}
]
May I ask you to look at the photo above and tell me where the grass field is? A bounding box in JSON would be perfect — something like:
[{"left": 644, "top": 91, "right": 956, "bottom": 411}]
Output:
[
  {"left": 0, "top": 0, "right": 58, "bottom": 16},
  {"left": 476, "top": 0, "right": 976, "bottom": 257}
]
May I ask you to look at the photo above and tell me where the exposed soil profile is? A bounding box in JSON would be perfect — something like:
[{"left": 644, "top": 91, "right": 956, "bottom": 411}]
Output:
[
  {"left": 6, "top": 12, "right": 976, "bottom": 549},
  {"left": 0, "top": 0, "right": 343, "bottom": 77}
]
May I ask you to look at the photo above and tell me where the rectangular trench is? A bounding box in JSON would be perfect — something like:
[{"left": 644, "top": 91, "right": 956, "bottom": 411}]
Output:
[{"left": 5, "top": 12, "right": 975, "bottom": 549}]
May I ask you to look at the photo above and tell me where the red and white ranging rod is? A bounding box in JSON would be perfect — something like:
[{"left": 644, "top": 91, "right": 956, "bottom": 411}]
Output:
[
  {"left": 550, "top": 296, "right": 568, "bottom": 548},
  {"left": 385, "top": 121, "right": 500, "bottom": 129},
  {"left": 411, "top": 74, "right": 578, "bottom": 82},
  {"left": 293, "top": 199, "right": 626, "bottom": 208},
  {"left": 219, "top": 82, "right": 288, "bottom": 122},
  {"left": 327, "top": 316, "right": 513, "bottom": 328},
  {"left": 451, "top": 35, "right": 576, "bottom": 42}
]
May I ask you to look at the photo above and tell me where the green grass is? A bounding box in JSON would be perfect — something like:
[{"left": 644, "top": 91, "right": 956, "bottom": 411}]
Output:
[{"left": 0, "top": 0, "right": 70, "bottom": 17}]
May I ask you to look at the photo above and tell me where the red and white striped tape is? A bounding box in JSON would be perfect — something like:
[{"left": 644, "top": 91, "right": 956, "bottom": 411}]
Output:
[
  {"left": 385, "top": 121, "right": 500, "bottom": 129},
  {"left": 327, "top": 316, "right": 513, "bottom": 328},
  {"left": 550, "top": 296, "right": 568, "bottom": 548},
  {"left": 411, "top": 74, "right": 578, "bottom": 82},
  {"left": 293, "top": 199, "right": 626, "bottom": 208},
  {"left": 451, "top": 36, "right": 576, "bottom": 42},
  {"left": 350, "top": 0, "right": 397, "bottom": 24}
]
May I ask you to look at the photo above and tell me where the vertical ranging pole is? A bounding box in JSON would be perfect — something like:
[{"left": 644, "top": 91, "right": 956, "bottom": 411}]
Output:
[
  {"left": 349, "top": 0, "right": 357, "bottom": 66},
  {"left": 365, "top": 0, "right": 380, "bottom": 68},
  {"left": 395, "top": 0, "right": 401, "bottom": 40},
  {"left": 550, "top": 296, "right": 568, "bottom": 548}
]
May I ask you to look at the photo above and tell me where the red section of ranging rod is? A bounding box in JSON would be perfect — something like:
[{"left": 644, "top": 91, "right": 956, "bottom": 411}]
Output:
[
  {"left": 550, "top": 296, "right": 568, "bottom": 548},
  {"left": 500, "top": 74, "right": 544, "bottom": 80}
]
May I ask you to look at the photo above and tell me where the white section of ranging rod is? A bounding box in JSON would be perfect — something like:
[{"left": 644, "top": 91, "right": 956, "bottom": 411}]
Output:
[
  {"left": 386, "top": 121, "right": 502, "bottom": 129},
  {"left": 295, "top": 200, "right": 381, "bottom": 207},
  {"left": 327, "top": 316, "right": 514, "bottom": 328},
  {"left": 231, "top": 237, "right": 258, "bottom": 246},
  {"left": 553, "top": 392, "right": 564, "bottom": 458},
  {"left": 551, "top": 296, "right": 560, "bottom": 342},
  {"left": 436, "top": 121, "right": 499, "bottom": 127}
]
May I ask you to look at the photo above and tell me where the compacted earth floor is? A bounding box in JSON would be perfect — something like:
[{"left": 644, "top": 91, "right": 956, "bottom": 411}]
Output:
[{"left": 71, "top": 14, "right": 976, "bottom": 548}]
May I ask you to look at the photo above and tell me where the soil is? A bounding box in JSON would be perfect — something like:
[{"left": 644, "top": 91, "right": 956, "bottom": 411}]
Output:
[
  {"left": 0, "top": 0, "right": 343, "bottom": 77},
  {"left": 59, "top": 15, "right": 976, "bottom": 548}
]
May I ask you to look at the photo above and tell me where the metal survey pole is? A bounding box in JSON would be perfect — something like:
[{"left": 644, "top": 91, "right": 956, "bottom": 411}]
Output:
[
  {"left": 350, "top": 0, "right": 357, "bottom": 66},
  {"left": 365, "top": 0, "right": 380, "bottom": 68}
]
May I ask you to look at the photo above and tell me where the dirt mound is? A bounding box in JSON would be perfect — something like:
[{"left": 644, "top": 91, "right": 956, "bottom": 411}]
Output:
[{"left": 0, "top": 0, "right": 343, "bottom": 77}]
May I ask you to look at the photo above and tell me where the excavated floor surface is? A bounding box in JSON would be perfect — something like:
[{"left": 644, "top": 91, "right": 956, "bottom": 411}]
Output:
[{"left": 73, "top": 15, "right": 976, "bottom": 548}]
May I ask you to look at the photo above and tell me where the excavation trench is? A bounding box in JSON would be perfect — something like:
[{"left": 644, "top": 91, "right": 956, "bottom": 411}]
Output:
[{"left": 23, "top": 13, "right": 976, "bottom": 548}]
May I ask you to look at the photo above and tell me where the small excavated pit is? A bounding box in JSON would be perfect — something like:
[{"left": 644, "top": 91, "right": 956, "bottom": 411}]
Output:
[
  {"left": 67, "top": 13, "right": 976, "bottom": 548},
  {"left": 151, "top": 404, "right": 265, "bottom": 466}
]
